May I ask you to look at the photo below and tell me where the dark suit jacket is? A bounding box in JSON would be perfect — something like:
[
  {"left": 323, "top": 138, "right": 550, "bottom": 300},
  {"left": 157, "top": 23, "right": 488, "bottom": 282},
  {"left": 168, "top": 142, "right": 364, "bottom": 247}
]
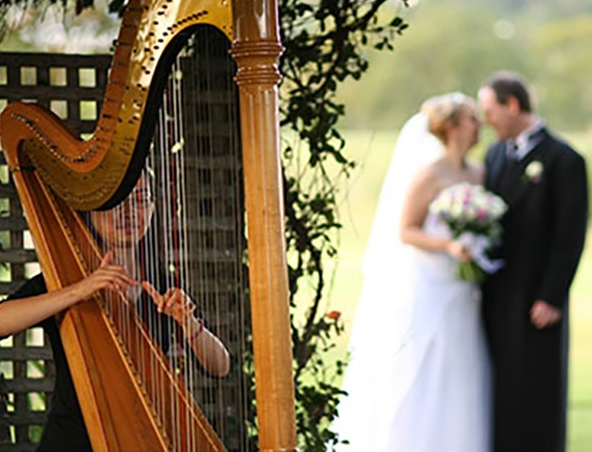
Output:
[{"left": 483, "top": 127, "right": 588, "bottom": 452}]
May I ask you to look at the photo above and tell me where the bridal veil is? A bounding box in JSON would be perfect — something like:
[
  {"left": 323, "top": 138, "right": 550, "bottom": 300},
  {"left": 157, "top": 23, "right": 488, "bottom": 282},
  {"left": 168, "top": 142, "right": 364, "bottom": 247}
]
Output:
[
  {"left": 348, "top": 112, "right": 444, "bottom": 356},
  {"left": 331, "top": 112, "right": 444, "bottom": 451}
]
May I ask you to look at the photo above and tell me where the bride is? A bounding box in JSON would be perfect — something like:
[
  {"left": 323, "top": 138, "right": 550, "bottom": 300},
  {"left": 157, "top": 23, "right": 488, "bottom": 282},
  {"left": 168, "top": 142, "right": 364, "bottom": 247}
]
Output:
[{"left": 331, "top": 92, "right": 492, "bottom": 451}]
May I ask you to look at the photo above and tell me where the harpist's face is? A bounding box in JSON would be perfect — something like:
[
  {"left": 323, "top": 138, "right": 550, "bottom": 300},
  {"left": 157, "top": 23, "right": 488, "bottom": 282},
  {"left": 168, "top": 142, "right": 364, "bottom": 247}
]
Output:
[{"left": 90, "top": 175, "right": 154, "bottom": 248}]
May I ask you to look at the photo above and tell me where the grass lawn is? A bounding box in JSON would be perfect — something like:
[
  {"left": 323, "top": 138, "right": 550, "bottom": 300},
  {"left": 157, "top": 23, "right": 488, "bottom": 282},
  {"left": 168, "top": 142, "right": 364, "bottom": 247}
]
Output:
[{"left": 324, "top": 129, "right": 592, "bottom": 451}]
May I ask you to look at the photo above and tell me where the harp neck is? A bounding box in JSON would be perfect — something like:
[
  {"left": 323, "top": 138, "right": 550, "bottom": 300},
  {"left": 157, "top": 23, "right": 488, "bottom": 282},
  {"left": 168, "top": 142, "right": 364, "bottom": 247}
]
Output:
[{"left": 0, "top": 0, "right": 232, "bottom": 210}]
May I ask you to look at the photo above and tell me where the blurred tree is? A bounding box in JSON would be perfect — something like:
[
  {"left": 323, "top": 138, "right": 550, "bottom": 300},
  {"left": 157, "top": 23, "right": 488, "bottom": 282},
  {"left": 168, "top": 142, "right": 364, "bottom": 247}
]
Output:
[
  {"left": 335, "top": 2, "right": 592, "bottom": 133},
  {"left": 433, "top": 0, "right": 592, "bottom": 18},
  {"left": 337, "top": 3, "right": 529, "bottom": 129},
  {"left": 530, "top": 15, "right": 592, "bottom": 131}
]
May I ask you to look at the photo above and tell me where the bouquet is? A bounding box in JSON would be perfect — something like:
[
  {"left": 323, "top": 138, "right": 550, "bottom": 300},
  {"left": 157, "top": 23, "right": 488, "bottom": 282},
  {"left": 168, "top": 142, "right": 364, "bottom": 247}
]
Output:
[{"left": 429, "top": 183, "right": 508, "bottom": 282}]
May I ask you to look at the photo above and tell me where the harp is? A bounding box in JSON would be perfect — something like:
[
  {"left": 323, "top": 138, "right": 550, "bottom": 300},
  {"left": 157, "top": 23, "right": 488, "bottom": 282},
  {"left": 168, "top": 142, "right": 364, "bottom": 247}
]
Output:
[{"left": 0, "top": 1, "right": 296, "bottom": 451}]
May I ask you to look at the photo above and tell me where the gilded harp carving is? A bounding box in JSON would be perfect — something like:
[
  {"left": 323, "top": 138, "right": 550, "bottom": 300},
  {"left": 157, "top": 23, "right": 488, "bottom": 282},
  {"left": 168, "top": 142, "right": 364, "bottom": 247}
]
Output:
[{"left": 0, "top": 1, "right": 296, "bottom": 451}]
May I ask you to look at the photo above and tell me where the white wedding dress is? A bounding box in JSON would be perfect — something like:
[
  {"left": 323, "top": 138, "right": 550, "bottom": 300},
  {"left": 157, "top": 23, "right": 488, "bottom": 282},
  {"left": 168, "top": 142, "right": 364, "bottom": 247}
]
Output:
[{"left": 330, "top": 115, "right": 492, "bottom": 452}]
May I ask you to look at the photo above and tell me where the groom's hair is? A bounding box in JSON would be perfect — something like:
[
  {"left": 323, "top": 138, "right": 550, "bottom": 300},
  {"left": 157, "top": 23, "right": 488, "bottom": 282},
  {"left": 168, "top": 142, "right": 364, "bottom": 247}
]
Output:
[{"left": 482, "top": 71, "right": 532, "bottom": 113}]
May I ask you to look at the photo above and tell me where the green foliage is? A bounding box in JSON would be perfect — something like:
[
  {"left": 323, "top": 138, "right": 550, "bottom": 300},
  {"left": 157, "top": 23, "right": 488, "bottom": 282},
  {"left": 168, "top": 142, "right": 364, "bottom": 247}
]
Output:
[
  {"left": 0, "top": 0, "right": 65, "bottom": 40},
  {"left": 277, "top": 1, "right": 409, "bottom": 449},
  {"left": 529, "top": 15, "right": 592, "bottom": 129},
  {"left": 292, "top": 313, "right": 348, "bottom": 450},
  {"left": 337, "top": 3, "right": 529, "bottom": 129}
]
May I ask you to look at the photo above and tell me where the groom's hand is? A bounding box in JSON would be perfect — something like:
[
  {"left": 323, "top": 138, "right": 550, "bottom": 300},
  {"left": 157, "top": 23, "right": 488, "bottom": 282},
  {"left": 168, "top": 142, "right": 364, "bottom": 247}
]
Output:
[{"left": 530, "top": 300, "right": 562, "bottom": 329}]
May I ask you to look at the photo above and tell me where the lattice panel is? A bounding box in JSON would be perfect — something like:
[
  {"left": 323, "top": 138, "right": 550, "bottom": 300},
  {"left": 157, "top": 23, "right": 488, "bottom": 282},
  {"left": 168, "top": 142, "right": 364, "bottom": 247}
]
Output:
[{"left": 0, "top": 52, "right": 110, "bottom": 451}]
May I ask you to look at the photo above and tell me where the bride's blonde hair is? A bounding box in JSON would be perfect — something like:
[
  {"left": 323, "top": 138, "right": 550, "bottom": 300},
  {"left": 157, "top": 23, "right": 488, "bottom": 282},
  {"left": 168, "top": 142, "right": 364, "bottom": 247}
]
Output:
[{"left": 421, "top": 92, "right": 475, "bottom": 144}]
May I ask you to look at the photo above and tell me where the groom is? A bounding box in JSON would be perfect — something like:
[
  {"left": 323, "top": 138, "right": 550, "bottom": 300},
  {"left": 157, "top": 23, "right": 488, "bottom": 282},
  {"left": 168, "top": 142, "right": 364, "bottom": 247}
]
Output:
[{"left": 478, "top": 71, "right": 588, "bottom": 452}]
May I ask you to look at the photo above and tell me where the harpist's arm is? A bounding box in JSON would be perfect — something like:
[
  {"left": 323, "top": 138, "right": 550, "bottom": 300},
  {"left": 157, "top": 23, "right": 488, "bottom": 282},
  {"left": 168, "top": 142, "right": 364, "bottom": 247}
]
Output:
[
  {"left": 0, "top": 252, "right": 135, "bottom": 337},
  {"left": 182, "top": 315, "right": 231, "bottom": 378}
]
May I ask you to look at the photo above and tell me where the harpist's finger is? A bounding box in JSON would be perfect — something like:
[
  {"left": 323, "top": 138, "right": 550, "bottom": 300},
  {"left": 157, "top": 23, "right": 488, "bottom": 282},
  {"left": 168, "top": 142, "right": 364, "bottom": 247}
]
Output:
[
  {"left": 107, "top": 268, "right": 137, "bottom": 286},
  {"left": 142, "top": 281, "right": 165, "bottom": 310},
  {"left": 164, "top": 289, "right": 184, "bottom": 310},
  {"left": 99, "top": 250, "right": 114, "bottom": 267}
]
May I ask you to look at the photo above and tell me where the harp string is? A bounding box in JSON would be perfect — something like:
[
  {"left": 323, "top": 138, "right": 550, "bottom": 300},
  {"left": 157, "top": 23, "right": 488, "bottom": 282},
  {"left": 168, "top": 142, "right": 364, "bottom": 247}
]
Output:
[
  {"left": 169, "top": 57, "right": 193, "bottom": 451},
  {"left": 162, "top": 62, "right": 180, "bottom": 450},
  {"left": 192, "top": 32, "right": 214, "bottom": 440},
  {"left": 161, "top": 30, "right": 231, "bottom": 448},
  {"left": 161, "top": 74, "right": 185, "bottom": 451},
  {"left": 165, "top": 28, "right": 251, "bottom": 450},
  {"left": 174, "top": 63, "right": 202, "bottom": 451}
]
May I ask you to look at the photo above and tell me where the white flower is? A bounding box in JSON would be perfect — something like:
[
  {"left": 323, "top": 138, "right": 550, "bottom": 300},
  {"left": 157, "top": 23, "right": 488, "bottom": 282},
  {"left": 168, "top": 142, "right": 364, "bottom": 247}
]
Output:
[{"left": 524, "top": 160, "right": 544, "bottom": 183}]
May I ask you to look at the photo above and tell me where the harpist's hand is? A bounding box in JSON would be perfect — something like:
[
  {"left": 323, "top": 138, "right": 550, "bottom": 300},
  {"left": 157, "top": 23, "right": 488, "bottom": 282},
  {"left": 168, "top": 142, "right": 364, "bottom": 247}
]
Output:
[
  {"left": 0, "top": 251, "right": 137, "bottom": 337},
  {"left": 80, "top": 251, "right": 137, "bottom": 297},
  {"left": 141, "top": 281, "right": 230, "bottom": 377},
  {"left": 530, "top": 300, "right": 562, "bottom": 329},
  {"left": 141, "top": 281, "right": 195, "bottom": 324}
]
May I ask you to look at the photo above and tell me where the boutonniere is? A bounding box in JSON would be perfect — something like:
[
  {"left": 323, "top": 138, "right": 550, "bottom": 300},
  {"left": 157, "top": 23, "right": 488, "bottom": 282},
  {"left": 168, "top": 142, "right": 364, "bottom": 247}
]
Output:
[{"left": 524, "top": 160, "right": 544, "bottom": 184}]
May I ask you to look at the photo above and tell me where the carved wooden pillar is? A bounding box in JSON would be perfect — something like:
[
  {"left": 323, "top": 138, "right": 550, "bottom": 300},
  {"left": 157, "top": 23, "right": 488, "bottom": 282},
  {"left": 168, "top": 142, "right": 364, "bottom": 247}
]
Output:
[{"left": 231, "top": 1, "right": 298, "bottom": 451}]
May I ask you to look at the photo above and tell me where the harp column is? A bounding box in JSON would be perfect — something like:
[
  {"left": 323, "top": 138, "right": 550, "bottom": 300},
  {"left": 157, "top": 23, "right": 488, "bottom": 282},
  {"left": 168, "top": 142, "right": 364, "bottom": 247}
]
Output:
[{"left": 232, "top": 1, "right": 298, "bottom": 452}]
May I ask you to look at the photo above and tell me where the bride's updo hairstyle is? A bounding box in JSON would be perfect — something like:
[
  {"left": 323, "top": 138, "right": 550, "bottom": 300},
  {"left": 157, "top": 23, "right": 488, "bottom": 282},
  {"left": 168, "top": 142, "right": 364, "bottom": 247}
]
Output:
[{"left": 421, "top": 92, "right": 475, "bottom": 144}]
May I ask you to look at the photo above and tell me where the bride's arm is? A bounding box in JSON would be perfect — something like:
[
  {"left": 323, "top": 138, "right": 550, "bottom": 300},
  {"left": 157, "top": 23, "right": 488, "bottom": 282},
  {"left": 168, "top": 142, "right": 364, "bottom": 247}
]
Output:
[{"left": 399, "top": 171, "right": 470, "bottom": 261}]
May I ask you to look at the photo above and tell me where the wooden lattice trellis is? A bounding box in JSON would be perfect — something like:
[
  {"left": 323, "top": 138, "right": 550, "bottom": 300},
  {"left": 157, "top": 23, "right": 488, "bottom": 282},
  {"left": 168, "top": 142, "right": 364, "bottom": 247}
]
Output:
[{"left": 0, "top": 52, "right": 111, "bottom": 451}]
